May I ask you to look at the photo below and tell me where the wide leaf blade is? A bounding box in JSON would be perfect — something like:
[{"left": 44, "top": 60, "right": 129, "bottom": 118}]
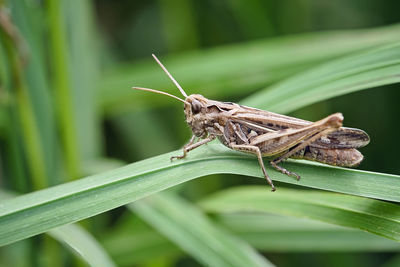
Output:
[
  {"left": 49, "top": 224, "right": 116, "bottom": 267},
  {"left": 1, "top": 143, "right": 399, "bottom": 246},
  {"left": 130, "top": 193, "right": 273, "bottom": 267},
  {"left": 99, "top": 24, "right": 400, "bottom": 115},
  {"left": 199, "top": 186, "right": 400, "bottom": 241},
  {"left": 215, "top": 213, "right": 400, "bottom": 252},
  {"left": 242, "top": 43, "right": 400, "bottom": 113}
]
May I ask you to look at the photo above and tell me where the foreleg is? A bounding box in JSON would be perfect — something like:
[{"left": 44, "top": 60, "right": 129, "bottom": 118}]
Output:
[{"left": 171, "top": 135, "right": 216, "bottom": 161}]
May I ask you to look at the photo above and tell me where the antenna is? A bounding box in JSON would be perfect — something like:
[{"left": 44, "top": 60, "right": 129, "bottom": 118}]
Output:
[
  {"left": 132, "top": 87, "right": 189, "bottom": 104},
  {"left": 152, "top": 54, "right": 188, "bottom": 98}
]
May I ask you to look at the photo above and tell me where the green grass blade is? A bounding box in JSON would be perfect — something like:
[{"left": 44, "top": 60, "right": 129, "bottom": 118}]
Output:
[
  {"left": 0, "top": 190, "right": 116, "bottom": 267},
  {"left": 0, "top": 32, "right": 27, "bottom": 191},
  {"left": 101, "top": 211, "right": 400, "bottom": 257},
  {"left": 101, "top": 215, "right": 180, "bottom": 266},
  {"left": 216, "top": 213, "right": 400, "bottom": 252},
  {"left": 0, "top": 16, "right": 47, "bottom": 189},
  {"left": 0, "top": 143, "right": 399, "bottom": 246},
  {"left": 65, "top": 0, "right": 102, "bottom": 161},
  {"left": 49, "top": 224, "right": 116, "bottom": 267},
  {"left": 242, "top": 43, "right": 400, "bottom": 112},
  {"left": 199, "top": 186, "right": 400, "bottom": 241},
  {"left": 130, "top": 193, "right": 273, "bottom": 267},
  {"left": 10, "top": 0, "right": 58, "bottom": 185},
  {"left": 46, "top": 0, "right": 80, "bottom": 179},
  {"left": 99, "top": 24, "right": 400, "bottom": 115}
]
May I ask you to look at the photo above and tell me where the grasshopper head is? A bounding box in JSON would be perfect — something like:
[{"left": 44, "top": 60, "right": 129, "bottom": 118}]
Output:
[{"left": 184, "top": 94, "right": 210, "bottom": 138}]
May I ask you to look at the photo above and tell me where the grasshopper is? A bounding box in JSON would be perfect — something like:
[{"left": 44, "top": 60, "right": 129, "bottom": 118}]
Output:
[{"left": 133, "top": 54, "right": 370, "bottom": 191}]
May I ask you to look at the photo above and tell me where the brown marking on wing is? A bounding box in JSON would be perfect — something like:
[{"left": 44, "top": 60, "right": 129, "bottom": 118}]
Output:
[{"left": 310, "top": 127, "right": 370, "bottom": 149}]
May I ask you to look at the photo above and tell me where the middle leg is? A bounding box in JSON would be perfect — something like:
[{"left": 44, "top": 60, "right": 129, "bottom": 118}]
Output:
[{"left": 230, "top": 144, "right": 276, "bottom": 191}]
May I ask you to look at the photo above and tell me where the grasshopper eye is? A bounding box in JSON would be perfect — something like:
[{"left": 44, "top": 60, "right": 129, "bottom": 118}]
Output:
[{"left": 191, "top": 100, "right": 202, "bottom": 114}]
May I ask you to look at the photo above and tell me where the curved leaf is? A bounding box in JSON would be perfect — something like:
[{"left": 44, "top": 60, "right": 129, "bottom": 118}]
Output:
[
  {"left": 49, "top": 224, "right": 116, "bottom": 267},
  {"left": 1, "top": 143, "right": 399, "bottom": 246},
  {"left": 0, "top": 190, "right": 115, "bottom": 266},
  {"left": 130, "top": 193, "right": 273, "bottom": 267},
  {"left": 214, "top": 213, "right": 400, "bottom": 252},
  {"left": 242, "top": 43, "right": 400, "bottom": 112},
  {"left": 102, "top": 211, "right": 400, "bottom": 255},
  {"left": 99, "top": 24, "right": 400, "bottom": 115},
  {"left": 199, "top": 186, "right": 400, "bottom": 241}
]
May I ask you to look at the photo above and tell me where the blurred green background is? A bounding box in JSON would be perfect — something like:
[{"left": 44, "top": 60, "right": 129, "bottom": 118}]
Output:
[{"left": 1, "top": 0, "right": 400, "bottom": 266}]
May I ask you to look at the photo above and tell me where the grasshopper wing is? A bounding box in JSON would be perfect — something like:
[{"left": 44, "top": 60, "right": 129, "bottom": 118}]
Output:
[{"left": 310, "top": 127, "right": 370, "bottom": 149}]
